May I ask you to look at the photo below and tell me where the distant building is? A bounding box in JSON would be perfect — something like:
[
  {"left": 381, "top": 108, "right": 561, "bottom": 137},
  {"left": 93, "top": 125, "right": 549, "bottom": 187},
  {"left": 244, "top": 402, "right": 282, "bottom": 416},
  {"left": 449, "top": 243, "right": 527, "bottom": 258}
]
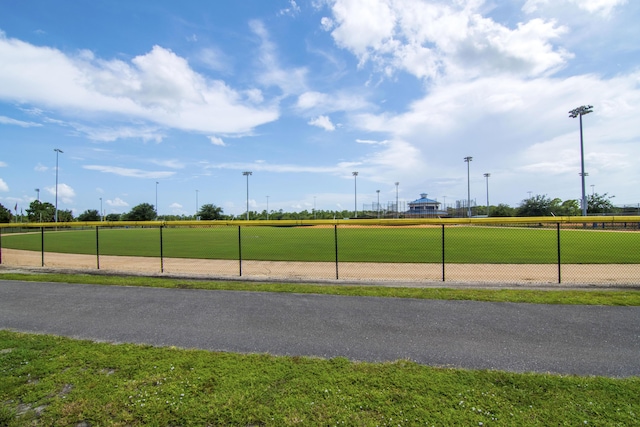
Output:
[{"left": 405, "top": 193, "right": 447, "bottom": 217}]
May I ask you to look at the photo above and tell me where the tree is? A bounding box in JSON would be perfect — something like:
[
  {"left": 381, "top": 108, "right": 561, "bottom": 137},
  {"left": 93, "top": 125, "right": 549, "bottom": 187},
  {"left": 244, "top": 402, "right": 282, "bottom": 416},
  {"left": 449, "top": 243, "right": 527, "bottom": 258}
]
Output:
[
  {"left": 489, "top": 204, "right": 515, "bottom": 217},
  {"left": 105, "top": 213, "right": 122, "bottom": 221},
  {"left": 123, "top": 203, "right": 157, "bottom": 221},
  {"left": 56, "top": 209, "right": 74, "bottom": 222},
  {"left": 516, "top": 195, "right": 554, "bottom": 216},
  {"left": 77, "top": 209, "right": 101, "bottom": 222},
  {"left": 197, "top": 204, "right": 224, "bottom": 220},
  {"left": 552, "top": 199, "right": 580, "bottom": 216},
  {"left": 0, "top": 203, "right": 12, "bottom": 223},
  {"left": 587, "top": 192, "right": 615, "bottom": 214},
  {"left": 26, "top": 200, "right": 55, "bottom": 222}
]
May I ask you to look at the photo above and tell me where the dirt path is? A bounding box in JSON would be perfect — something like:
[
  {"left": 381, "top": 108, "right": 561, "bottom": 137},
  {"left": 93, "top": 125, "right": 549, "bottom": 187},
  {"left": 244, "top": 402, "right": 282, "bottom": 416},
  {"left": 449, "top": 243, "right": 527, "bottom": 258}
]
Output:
[{"left": 2, "top": 248, "right": 639, "bottom": 289}]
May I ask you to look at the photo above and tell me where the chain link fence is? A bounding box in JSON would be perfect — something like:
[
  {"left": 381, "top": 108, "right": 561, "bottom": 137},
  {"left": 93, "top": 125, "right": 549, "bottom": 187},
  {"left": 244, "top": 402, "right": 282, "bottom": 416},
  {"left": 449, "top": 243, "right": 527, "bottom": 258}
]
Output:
[{"left": 1, "top": 217, "right": 639, "bottom": 285}]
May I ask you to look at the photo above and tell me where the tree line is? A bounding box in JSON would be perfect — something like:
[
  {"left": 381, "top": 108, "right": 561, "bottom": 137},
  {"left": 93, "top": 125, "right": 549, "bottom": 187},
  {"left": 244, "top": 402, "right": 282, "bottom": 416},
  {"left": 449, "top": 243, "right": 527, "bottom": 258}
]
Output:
[{"left": 0, "top": 193, "right": 624, "bottom": 224}]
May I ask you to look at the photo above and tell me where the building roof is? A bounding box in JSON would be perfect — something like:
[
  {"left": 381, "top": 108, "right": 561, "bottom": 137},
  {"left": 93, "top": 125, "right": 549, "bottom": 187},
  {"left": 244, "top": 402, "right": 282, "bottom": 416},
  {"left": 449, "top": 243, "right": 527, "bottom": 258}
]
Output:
[{"left": 409, "top": 193, "right": 440, "bottom": 205}]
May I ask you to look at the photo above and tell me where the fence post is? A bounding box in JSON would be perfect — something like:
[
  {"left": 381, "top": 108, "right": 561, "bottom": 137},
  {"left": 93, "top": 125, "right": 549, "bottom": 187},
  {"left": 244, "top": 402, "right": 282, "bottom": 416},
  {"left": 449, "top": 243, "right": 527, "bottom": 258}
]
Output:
[
  {"left": 334, "top": 224, "right": 339, "bottom": 280},
  {"left": 96, "top": 226, "right": 100, "bottom": 270},
  {"left": 556, "top": 223, "right": 561, "bottom": 284},
  {"left": 441, "top": 224, "right": 446, "bottom": 282},
  {"left": 238, "top": 226, "right": 242, "bottom": 277},
  {"left": 160, "top": 225, "right": 164, "bottom": 273},
  {"left": 41, "top": 227, "right": 44, "bottom": 267},
  {"left": 0, "top": 228, "right": 3, "bottom": 265}
]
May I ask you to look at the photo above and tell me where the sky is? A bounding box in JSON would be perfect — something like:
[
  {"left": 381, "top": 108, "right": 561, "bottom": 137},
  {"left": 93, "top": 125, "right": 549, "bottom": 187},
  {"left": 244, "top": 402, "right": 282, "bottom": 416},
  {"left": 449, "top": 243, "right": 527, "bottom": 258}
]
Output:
[{"left": 0, "top": 0, "right": 639, "bottom": 218}]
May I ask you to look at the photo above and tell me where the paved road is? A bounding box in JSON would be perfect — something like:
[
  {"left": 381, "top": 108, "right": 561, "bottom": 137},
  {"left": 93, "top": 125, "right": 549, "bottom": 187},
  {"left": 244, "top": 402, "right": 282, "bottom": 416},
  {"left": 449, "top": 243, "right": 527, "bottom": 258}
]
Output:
[{"left": 1, "top": 280, "right": 639, "bottom": 377}]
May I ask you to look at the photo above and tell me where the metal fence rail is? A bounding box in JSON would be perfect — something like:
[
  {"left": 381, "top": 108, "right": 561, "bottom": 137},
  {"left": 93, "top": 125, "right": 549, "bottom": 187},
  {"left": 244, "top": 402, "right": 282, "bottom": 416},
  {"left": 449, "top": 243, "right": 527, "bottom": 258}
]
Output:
[{"left": 1, "top": 217, "right": 639, "bottom": 285}]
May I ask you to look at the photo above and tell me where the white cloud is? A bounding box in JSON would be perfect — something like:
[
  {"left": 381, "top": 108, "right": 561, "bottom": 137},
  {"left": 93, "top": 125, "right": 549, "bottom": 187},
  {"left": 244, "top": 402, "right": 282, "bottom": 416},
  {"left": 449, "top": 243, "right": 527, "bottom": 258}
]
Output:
[
  {"left": 0, "top": 34, "right": 279, "bottom": 137},
  {"left": 150, "top": 159, "right": 185, "bottom": 169},
  {"left": 0, "top": 161, "right": 6, "bottom": 167},
  {"left": 34, "top": 163, "right": 48, "bottom": 172},
  {"left": 250, "top": 20, "right": 308, "bottom": 95},
  {"left": 169, "top": 202, "right": 183, "bottom": 208},
  {"left": 525, "top": 0, "right": 628, "bottom": 17},
  {"left": 296, "top": 90, "right": 369, "bottom": 113},
  {"left": 356, "top": 138, "right": 388, "bottom": 145},
  {"left": 324, "top": 0, "right": 571, "bottom": 81},
  {"left": 45, "top": 183, "right": 75, "bottom": 204},
  {"left": 106, "top": 197, "right": 128, "bottom": 207},
  {"left": 279, "top": 0, "right": 301, "bottom": 16},
  {"left": 83, "top": 165, "right": 176, "bottom": 179},
  {"left": 0, "top": 178, "right": 8, "bottom": 192},
  {"left": 308, "top": 115, "right": 336, "bottom": 131},
  {"left": 209, "top": 136, "right": 226, "bottom": 146},
  {"left": 0, "top": 115, "right": 41, "bottom": 127}
]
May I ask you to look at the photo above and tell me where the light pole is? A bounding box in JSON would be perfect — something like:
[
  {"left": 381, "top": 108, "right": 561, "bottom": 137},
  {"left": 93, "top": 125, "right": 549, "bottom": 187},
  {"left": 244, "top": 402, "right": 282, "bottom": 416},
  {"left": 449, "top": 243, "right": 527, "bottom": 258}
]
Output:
[
  {"left": 35, "top": 188, "right": 40, "bottom": 201},
  {"left": 376, "top": 190, "right": 380, "bottom": 218},
  {"left": 569, "top": 105, "right": 593, "bottom": 216},
  {"left": 395, "top": 182, "right": 399, "bottom": 218},
  {"left": 464, "top": 156, "right": 472, "bottom": 218},
  {"left": 483, "top": 173, "right": 490, "bottom": 217},
  {"left": 100, "top": 197, "right": 103, "bottom": 221},
  {"left": 242, "top": 171, "right": 252, "bottom": 220},
  {"left": 266, "top": 195, "right": 269, "bottom": 220},
  {"left": 155, "top": 181, "right": 159, "bottom": 217},
  {"left": 352, "top": 172, "right": 358, "bottom": 218},
  {"left": 54, "top": 148, "right": 63, "bottom": 222},
  {"left": 591, "top": 184, "right": 595, "bottom": 196},
  {"left": 313, "top": 195, "right": 317, "bottom": 220}
]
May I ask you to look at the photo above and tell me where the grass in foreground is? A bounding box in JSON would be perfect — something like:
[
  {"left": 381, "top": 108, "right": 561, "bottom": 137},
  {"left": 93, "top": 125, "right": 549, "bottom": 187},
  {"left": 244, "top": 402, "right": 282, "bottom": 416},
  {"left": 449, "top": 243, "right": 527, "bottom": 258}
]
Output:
[
  {"left": 1, "top": 272, "right": 640, "bottom": 306},
  {"left": 1, "top": 331, "right": 638, "bottom": 426}
]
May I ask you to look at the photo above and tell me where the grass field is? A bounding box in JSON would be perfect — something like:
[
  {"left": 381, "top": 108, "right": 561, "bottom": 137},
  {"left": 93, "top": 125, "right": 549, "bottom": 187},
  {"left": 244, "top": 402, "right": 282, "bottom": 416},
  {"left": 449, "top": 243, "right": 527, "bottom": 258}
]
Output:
[
  {"left": 1, "top": 330, "right": 639, "bottom": 426},
  {"left": 1, "top": 225, "right": 639, "bottom": 264}
]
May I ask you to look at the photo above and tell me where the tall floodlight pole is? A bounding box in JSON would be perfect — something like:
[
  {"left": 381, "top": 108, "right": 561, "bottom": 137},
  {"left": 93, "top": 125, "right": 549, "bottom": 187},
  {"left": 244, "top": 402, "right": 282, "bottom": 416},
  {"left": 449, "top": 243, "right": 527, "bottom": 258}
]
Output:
[
  {"left": 100, "top": 197, "right": 103, "bottom": 221},
  {"left": 569, "top": 105, "right": 593, "bottom": 216},
  {"left": 35, "top": 188, "right": 40, "bottom": 201},
  {"left": 591, "top": 185, "right": 595, "bottom": 196},
  {"left": 376, "top": 190, "right": 380, "bottom": 218},
  {"left": 54, "top": 148, "right": 63, "bottom": 222},
  {"left": 313, "top": 196, "right": 317, "bottom": 220},
  {"left": 266, "top": 195, "right": 269, "bottom": 220},
  {"left": 483, "top": 173, "right": 491, "bottom": 217},
  {"left": 464, "top": 156, "right": 472, "bottom": 218},
  {"left": 395, "top": 182, "right": 399, "bottom": 218},
  {"left": 352, "top": 172, "right": 358, "bottom": 218},
  {"left": 155, "top": 181, "right": 159, "bottom": 217},
  {"left": 242, "top": 171, "right": 252, "bottom": 220},
  {"left": 195, "top": 190, "right": 199, "bottom": 219}
]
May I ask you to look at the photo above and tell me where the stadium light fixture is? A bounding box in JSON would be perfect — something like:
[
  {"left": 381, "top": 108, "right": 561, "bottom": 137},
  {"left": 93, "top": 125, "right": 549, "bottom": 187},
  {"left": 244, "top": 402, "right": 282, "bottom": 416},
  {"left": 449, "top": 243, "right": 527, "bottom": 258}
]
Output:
[
  {"left": 569, "top": 105, "right": 593, "bottom": 216},
  {"left": 54, "top": 148, "right": 63, "bottom": 222},
  {"left": 464, "top": 157, "right": 472, "bottom": 218},
  {"left": 243, "top": 171, "right": 252, "bottom": 220}
]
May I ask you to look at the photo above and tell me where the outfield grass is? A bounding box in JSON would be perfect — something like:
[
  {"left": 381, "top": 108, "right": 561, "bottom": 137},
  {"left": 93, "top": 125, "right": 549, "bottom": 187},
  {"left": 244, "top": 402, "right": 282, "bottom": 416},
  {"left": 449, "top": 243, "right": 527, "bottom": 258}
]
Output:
[
  {"left": 1, "top": 330, "right": 639, "bottom": 426},
  {"left": 2, "top": 225, "right": 639, "bottom": 264}
]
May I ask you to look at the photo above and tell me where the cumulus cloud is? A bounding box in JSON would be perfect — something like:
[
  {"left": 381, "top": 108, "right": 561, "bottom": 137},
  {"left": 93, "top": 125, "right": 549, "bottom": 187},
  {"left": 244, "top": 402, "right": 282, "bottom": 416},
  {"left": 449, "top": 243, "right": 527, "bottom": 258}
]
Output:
[
  {"left": 45, "top": 183, "right": 75, "bottom": 203},
  {"left": 83, "top": 165, "right": 176, "bottom": 179},
  {"left": 209, "top": 136, "right": 226, "bottom": 146},
  {"left": 308, "top": 115, "right": 336, "bottom": 131},
  {"left": 0, "top": 178, "right": 8, "bottom": 192},
  {"left": 323, "top": 0, "right": 571, "bottom": 81},
  {"left": 0, "top": 34, "right": 279, "bottom": 137},
  {"left": 106, "top": 197, "right": 129, "bottom": 207}
]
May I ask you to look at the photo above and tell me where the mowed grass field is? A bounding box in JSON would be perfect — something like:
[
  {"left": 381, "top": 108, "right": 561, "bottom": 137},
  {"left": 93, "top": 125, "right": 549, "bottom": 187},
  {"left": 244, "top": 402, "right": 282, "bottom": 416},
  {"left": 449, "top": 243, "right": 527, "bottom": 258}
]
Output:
[{"left": 2, "top": 225, "right": 639, "bottom": 264}]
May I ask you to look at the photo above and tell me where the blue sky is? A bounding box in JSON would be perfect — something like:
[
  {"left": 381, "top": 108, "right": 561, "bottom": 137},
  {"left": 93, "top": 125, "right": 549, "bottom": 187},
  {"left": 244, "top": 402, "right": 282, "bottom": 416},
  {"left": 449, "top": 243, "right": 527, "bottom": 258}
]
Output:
[{"left": 1, "top": 0, "right": 638, "bottom": 217}]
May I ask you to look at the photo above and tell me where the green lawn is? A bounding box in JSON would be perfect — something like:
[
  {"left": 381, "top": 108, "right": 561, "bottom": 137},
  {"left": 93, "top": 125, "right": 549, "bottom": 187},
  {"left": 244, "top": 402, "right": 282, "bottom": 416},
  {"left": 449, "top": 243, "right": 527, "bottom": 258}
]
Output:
[
  {"left": 2, "top": 225, "right": 639, "bottom": 264},
  {"left": 2, "top": 331, "right": 639, "bottom": 426}
]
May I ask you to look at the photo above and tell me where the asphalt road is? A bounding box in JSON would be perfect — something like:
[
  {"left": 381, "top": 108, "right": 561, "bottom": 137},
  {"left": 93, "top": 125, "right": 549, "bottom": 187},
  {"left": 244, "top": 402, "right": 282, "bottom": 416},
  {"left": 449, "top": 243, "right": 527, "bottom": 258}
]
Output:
[{"left": 1, "top": 279, "right": 639, "bottom": 377}]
